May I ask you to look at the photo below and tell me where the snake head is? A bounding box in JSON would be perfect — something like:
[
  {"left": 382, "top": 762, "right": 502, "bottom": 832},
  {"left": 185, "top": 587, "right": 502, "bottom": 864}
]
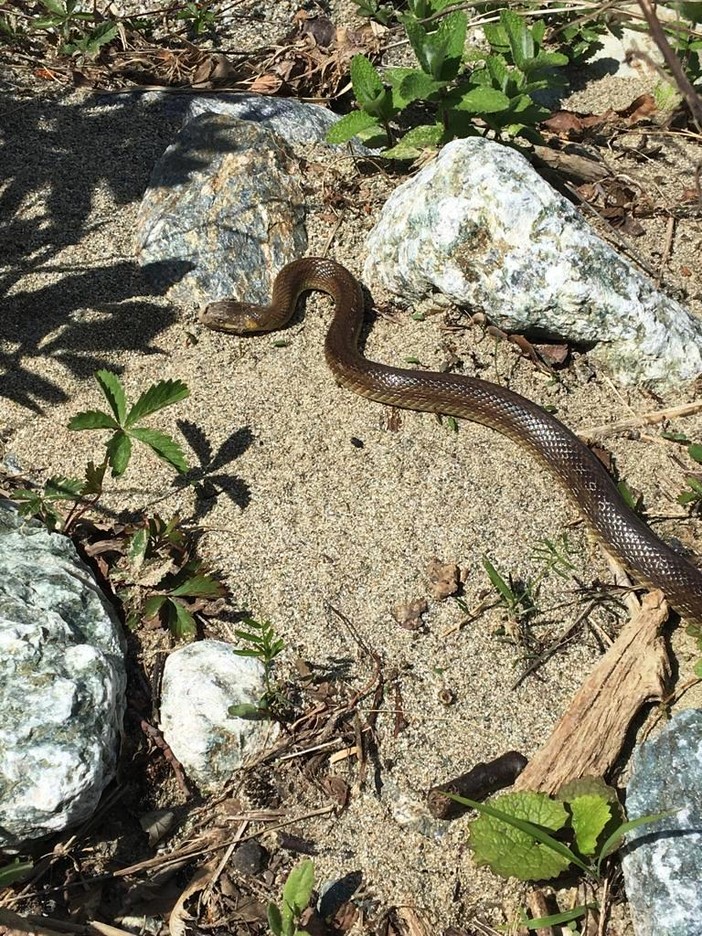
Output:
[{"left": 199, "top": 300, "right": 262, "bottom": 334}]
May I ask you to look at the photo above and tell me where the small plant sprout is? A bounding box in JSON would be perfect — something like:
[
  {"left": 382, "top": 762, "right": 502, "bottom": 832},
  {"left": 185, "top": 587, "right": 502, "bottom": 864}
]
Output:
[
  {"left": 228, "top": 618, "right": 286, "bottom": 718},
  {"left": 267, "top": 859, "right": 315, "bottom": 936},
  {"left": 482, "top": 555, "right": 538, "bottom": 622},
  {"left": 140, "top": 560, "right": 225, "bottom": 640},
  {"left": 678, "top": 441, "right": 702, "bottom": 511}
]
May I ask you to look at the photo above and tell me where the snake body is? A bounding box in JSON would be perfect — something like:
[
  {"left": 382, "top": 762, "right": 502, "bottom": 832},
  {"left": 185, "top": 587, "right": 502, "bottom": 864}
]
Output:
[{"left": 201, "top": 256, "right": 702, "bottom": 625}]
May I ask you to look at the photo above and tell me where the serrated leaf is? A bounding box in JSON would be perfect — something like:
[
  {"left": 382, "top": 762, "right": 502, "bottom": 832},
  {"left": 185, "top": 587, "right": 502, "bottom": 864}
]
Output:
[
  {"left": 82, "top": 460, "right": 106, "bottom": 495},
  {"left": 501, "top": 8, "right": 533, "bottom": 71},
  {"left": 402, "top": 15, "right": 430, "bottom": 73},
  {"left": 106, "top": 431, "right": 132, "bottom": 477},
  {"left": 142, "top": 594, "right": 167, "bottom": 619},
  {"left": 434, "top": 10, "right": 467, "bottom": 79},
  {"left": 569, "top": 795, "right": 611, "bottom": 856},
  {"left": 397, "top": 69, "right": 447, "bottom": 105},
  {"left": 350, "top": 53, "right": 384, "bottom": 106},
  {"left": 45, "top": 476, "right": 84, "bottom": 499},
  {"left": 169, "top": 574, "right": 224, "bottom": 598},
  {"left": 128, "top": 427, "right": 189, "bottom": 473},
  {"left": 39, "top": 0, "right": 66, "bottom": 15},
  {"left": 462, "top": 791, "right": 582, "bottom": 880},
  {"left": 453, "top": 85, "right": 510, "bottom": 113},
  {"left": 125, "top": 379, "right": 189, "bottom": 426},
  {"left": 325, "top": 109, "right": 380, "bottom": 144},
  {"left": 282, "top": 859, "right": 315, "bottom": 915},
  {"left": 384, "top": 123, "right": 443, "bottom": 158},
  {"left": 95, "top": 369, "right": 128, "bottom": 424},
  {"left": 68, "top": 409, "right": 119, "bottom": 431},
  {"left": 166, "top": 598, "right": 196, "bottom": 638}
]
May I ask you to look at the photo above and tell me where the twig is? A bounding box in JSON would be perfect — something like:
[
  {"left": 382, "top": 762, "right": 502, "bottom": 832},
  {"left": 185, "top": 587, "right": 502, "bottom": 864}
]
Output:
[
  {"left": 636, "top": 0, "right": 702, "bottom": 130},
  {"left": 578, "top": 399, "right": 702, "bottom": 443}
]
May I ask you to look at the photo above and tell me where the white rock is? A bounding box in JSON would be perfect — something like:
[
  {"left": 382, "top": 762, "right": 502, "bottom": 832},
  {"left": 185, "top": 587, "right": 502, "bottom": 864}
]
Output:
[
  {"left": 364, "top": 138, "right": 702, "bottom": 386},
  {"left": 0, "top": 502, "right": 126, "bottom": 848},
  {"left": 159, "top": 640, "right": 277, "bottom": 793}
]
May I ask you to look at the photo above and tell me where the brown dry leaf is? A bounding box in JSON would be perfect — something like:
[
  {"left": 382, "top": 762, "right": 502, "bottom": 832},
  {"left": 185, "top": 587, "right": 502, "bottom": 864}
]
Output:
[
  {"left": 618, "top": 92, "right": 657, "bottom": 122},
  {"left": 169, "top": 858, "right": 219, "bottom": 936},
  {"left": 248, "top": 73, "right": 284, "bottom": 94},
  {"left": 322, "top": 774, "right": 350, "bottom": 809},
  {"left": 333, "top": 900, "right": 360, "bottom": 932},
  {"left": 533, "top": 343, "right": 569, "bottom": 367},
  {"left": 426, "top": 557, "right": 460, "bottom": 600},
  {"left": 392, "top": 597, "right": 428, "bottom": 629}
]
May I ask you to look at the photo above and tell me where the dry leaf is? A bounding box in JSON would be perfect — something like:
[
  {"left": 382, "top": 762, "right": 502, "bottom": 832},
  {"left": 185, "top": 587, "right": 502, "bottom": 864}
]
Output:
[
  {"left": 392, "top": 597, "right": 428, "bottom": 629},
  {"left": 426, "top": 557, "right": 460, "bottom": 600}
]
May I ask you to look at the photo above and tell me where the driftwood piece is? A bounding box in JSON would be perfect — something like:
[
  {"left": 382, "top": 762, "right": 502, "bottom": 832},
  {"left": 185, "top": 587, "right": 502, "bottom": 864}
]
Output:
[{"left": 514, "top": 590, "right": 671, "bottom": 794}]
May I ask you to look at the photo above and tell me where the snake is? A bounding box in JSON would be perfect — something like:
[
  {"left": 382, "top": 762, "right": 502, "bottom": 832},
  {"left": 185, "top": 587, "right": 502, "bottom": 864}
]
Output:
[{"left": 200, "top": 256, "right": 702, "bottom": 625}]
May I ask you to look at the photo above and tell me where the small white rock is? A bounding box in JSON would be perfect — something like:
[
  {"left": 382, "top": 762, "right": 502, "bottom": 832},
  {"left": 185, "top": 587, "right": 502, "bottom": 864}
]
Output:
[{"left": 159, "top": 640, "right": 277, "bottom": 793}]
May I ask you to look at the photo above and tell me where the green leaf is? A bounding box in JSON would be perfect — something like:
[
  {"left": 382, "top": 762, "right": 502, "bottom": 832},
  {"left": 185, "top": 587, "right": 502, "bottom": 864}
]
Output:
[
  {"left": 282, "top": 859, "right": 315, "bottom": 915},
  {"left": 325, "top": 109, "right": 380, "bottom": 144},
  {"left": 166, "top": 598, "right": 197, "bottom": 638},
  {"left": 482, "top": 556, "right": 514, "bottom": 603},
  {"left": 688, "top": 442, "right": 702, "bottom": 463},
  {"left": 395, "top": 69, "right": 447, "bottom": 106},
  {"left": 45, "top": 476, "right": 84, "bottom": 499},
  {"left": 569, "top": 795, "right": 611, "bottom": 856},
  {"left": 39, "top": 0, "right": 66, "bottom": 15},
  {"left": 501, "top": 8, "right": 534, "bottom": 72},
  {"left": 434, "top": 10, "right": 467, "bottom": 80},
  {"left": 125, "top": 379, "right": 189, "bottom": 426},
  {"left": 596, "top": 811, "right": 675, "bottom": 873},
  {"left": 384, "top": 123, "right": 443, "bottom": 158},
  {"left": 267, "top": 902, "right": 283, "bottom": 936},
  {"left": 95, "top": 370, "right": 128, "bottom": 424},
  {"left": 694, "top": 658, "right": 702, "bottom": 678},
  {"left": 142, "top": 594, "right": 167, "bottom": 619},
  {"left": 460, "top": 791, "right": 587, "bottom": 879},
  {"left": 524, "top": 904, "right": 596, "bottom": 929},
  {"left": 128, "top": 527, "right": 149, "bottom": 565},
  {"left": 68, "top": 409, "right": 119, "bottom": 431},
  {"left": 452, "top": 85, "right": 511, "bottom": 113},
  {"left": 128, "top": 427, "right": 189, "bottom": 473},
  {"left": 229, "top": 702, "right": 267, "bottom": 720},
  {"left": 0, "top": 859, "right": 34, "bottom": 887},
  {"left": 402, "top": 16, "right": 431, "bottom": 74},
  {"left": 349, "top": 53, "right": 384, "bottom": 107},
  {"left": 169, "top": 574, "right": 224, "bottom": 598},
  {"left": 106, "top": 430, "right": 132, "bottom": 477},
  {"left": 82, "top": 460, "right": 106, "bottom": 495}
]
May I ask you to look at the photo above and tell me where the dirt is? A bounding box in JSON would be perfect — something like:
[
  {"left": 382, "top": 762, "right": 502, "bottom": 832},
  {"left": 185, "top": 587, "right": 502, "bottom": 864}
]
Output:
[{"left": 1, "top": 3, "right": 702, "bottom": 935}]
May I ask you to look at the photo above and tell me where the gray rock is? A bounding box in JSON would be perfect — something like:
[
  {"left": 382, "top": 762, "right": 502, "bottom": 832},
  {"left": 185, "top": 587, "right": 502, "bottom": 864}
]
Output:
[
  {"left": 185, "top": 93, "right": 349, "bottom": 146},
  {"left": 0, "top": 501, "right": 126, "bottom": 848},
  {"left": 363, "top": 137, "right": 702, "bottom": 386},
  {"left": 136, "top": 112, "right": 306, "bottom": 306},
  {"left": 622, "top": 708, "right": 702, "bottom": 936},
  {"left": 159, "top": 640, "right": 277, "bottom": 793}
]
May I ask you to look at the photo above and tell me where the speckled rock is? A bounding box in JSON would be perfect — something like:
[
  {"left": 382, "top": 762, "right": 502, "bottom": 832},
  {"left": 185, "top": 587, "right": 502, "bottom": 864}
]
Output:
[
  {"left": 136, "top": 112, "right": 306, "bottom": 306},
  {"left": 159, "top": 640, "right": 277, "bottom": 793},
  {"left": 622, "top": 708, "right": 702, "bottom": 936},
  {"left": 0, "top": 501, "right": 126, "bottom": 848},
  {"left": 363, "top": 137, "right": 702, "bottom": 386}
]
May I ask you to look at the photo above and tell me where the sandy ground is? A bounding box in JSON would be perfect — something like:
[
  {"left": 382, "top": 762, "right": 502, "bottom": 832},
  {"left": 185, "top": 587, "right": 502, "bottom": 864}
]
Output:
[{"left": 2, "top": 4, "right": 702, "bottom": 932}]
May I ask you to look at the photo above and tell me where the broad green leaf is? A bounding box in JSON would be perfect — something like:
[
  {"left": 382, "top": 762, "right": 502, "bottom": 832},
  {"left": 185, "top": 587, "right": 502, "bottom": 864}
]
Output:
[
  {"left": 501, "top": 8, "right": 533, "bottom": 72},
  {"left": 688, "top": 442, "right": 702, "bottom": 463},
  {"left": 282, "top": 859, "right": 315, "bottom": 915},
  {"left": 142, "top": 593, "right": 167, "bottom": 619},
  {"left": 486, "top": 55, "right": 510, "bottom": 93},
  {"left": 460, "top": 791, "right": 587, "bottom": 879},
  {"left": 267, "top": 902, "right": 283, "bottom": 936},
  {"left": 350, "top": 53, "right": 384, "bottom": 107},
  {"left": 166, "top": 598, "right": 196, "bottom": 638},
  {"left": 229, "top": 702, "right": 267, "bottom": 719},
  {"left": 384, "top": 123, "right": 443, "bottom": 158},
  {"left": 453, "top": 85, "right": 510, "bottom": 113},
  {"left": 483, "top": 21, "right": 508, "bottom": 53},
  {"left": 402, "top": 16, "right": 430, "bottom": 74},
  {"left": 95, "top": 369, "right": 128, "bottom": 424},
  {"left": 128, "top": 427, "right": 189, "bottom": 473},
  {"left": 396, "top": 69, "right": 447, "bottom": 105},
  {"left": 39, "top": 0, "right": 66, "bottom": 15},
  {"left": 106, "top": 430, "right": 132, "bottom": 477},
  {"left": 68, "top": 409, "right": 119, "bottom": 431},
  {"left": 169, "top": 574, "right": 224, "bottom": 598},
  {"left": 325, "top": 109, "right": 380, "bottom": 144},
  {"left": 569, "top": 795, "right": 611, "bottom": 856},
  {"left": 125, "top": 379, "right": 189, "bottom": 426},
  {"left": 434, "top": 10, "right": 467, "bottom": 80},
  {"left": 45, "top": 476, "right": 84, "bottom": 499}
]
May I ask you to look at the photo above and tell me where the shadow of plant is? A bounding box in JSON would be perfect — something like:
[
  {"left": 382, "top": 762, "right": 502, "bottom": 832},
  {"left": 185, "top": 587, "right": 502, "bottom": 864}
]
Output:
[{"left": 174, "top": 420, "right": 253, "bottom": 519}]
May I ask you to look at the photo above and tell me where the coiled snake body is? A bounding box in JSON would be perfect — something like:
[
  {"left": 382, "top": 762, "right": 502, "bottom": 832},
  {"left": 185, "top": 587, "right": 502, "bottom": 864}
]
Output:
[{"left": 201, "top": 256, "right": 702, "bottom": 625}]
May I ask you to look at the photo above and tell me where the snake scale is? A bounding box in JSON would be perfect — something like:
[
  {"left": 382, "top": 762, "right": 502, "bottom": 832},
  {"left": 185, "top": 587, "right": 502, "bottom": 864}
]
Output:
[{"left": 200, "top": 256, "right": 702, "bottom": 625}]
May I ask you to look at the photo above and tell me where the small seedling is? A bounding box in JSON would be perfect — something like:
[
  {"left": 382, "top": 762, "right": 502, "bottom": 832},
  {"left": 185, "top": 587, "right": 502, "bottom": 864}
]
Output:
[
  {"left": 229, "top": 618, "right": 286, "bottom": 718},
  {"left": 678, "top": 441, "right": 702, "bottom": 510},
  {"left": 267, "top": 859, "right": 315, "bottom": 936},
  {"left": 482, "top": 555, "right": 538, "bottom": 622},
  {"left": 175, "top": 1, "right": 216, "bottom": 38},
  {"left": 140, "top": 560, "right": 225, "bottom": 639}
]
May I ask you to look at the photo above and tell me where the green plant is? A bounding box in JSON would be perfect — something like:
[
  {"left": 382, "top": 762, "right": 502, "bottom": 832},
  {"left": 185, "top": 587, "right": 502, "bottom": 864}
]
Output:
[
  {"left": 327, "top": 4, "right": 569, "bottom": 156},
  {"left": 140, "top": 559, "right": 225, "bottom": 639},
  {"left": 0, "top": 858, "right": 33, "bottom": 888},
  {"left": 352, "top": 0, "right": 396, "bottom": 27},
  {"left": 677, "top": 441, "right": 702, "bottom": 509},
  {"left": 228, "top": 618, "right": 286, "bottom": 718},
  {"left": 454, "top": 776, "right": 670, "bottom": 882},
  {"left": 13, "top": 371, "right": 189, "bottom": 532},
  {"left": 175, "top": 1, "right": 216, "bottom": 38},
  {"left": 267, "top": 859, "right": 315, "bottom": 936},
  {"left": 482, "top": 554, "right": 538, "bottom": 622},
  {"left": 33, "top": 0, "right": 118, "bottom": 57}
]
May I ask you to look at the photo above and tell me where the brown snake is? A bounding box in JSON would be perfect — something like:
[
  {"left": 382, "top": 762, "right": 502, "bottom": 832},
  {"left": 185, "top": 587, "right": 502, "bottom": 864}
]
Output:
[{"left": 201, "top": 256, "right": 702, "bottom": 625}]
